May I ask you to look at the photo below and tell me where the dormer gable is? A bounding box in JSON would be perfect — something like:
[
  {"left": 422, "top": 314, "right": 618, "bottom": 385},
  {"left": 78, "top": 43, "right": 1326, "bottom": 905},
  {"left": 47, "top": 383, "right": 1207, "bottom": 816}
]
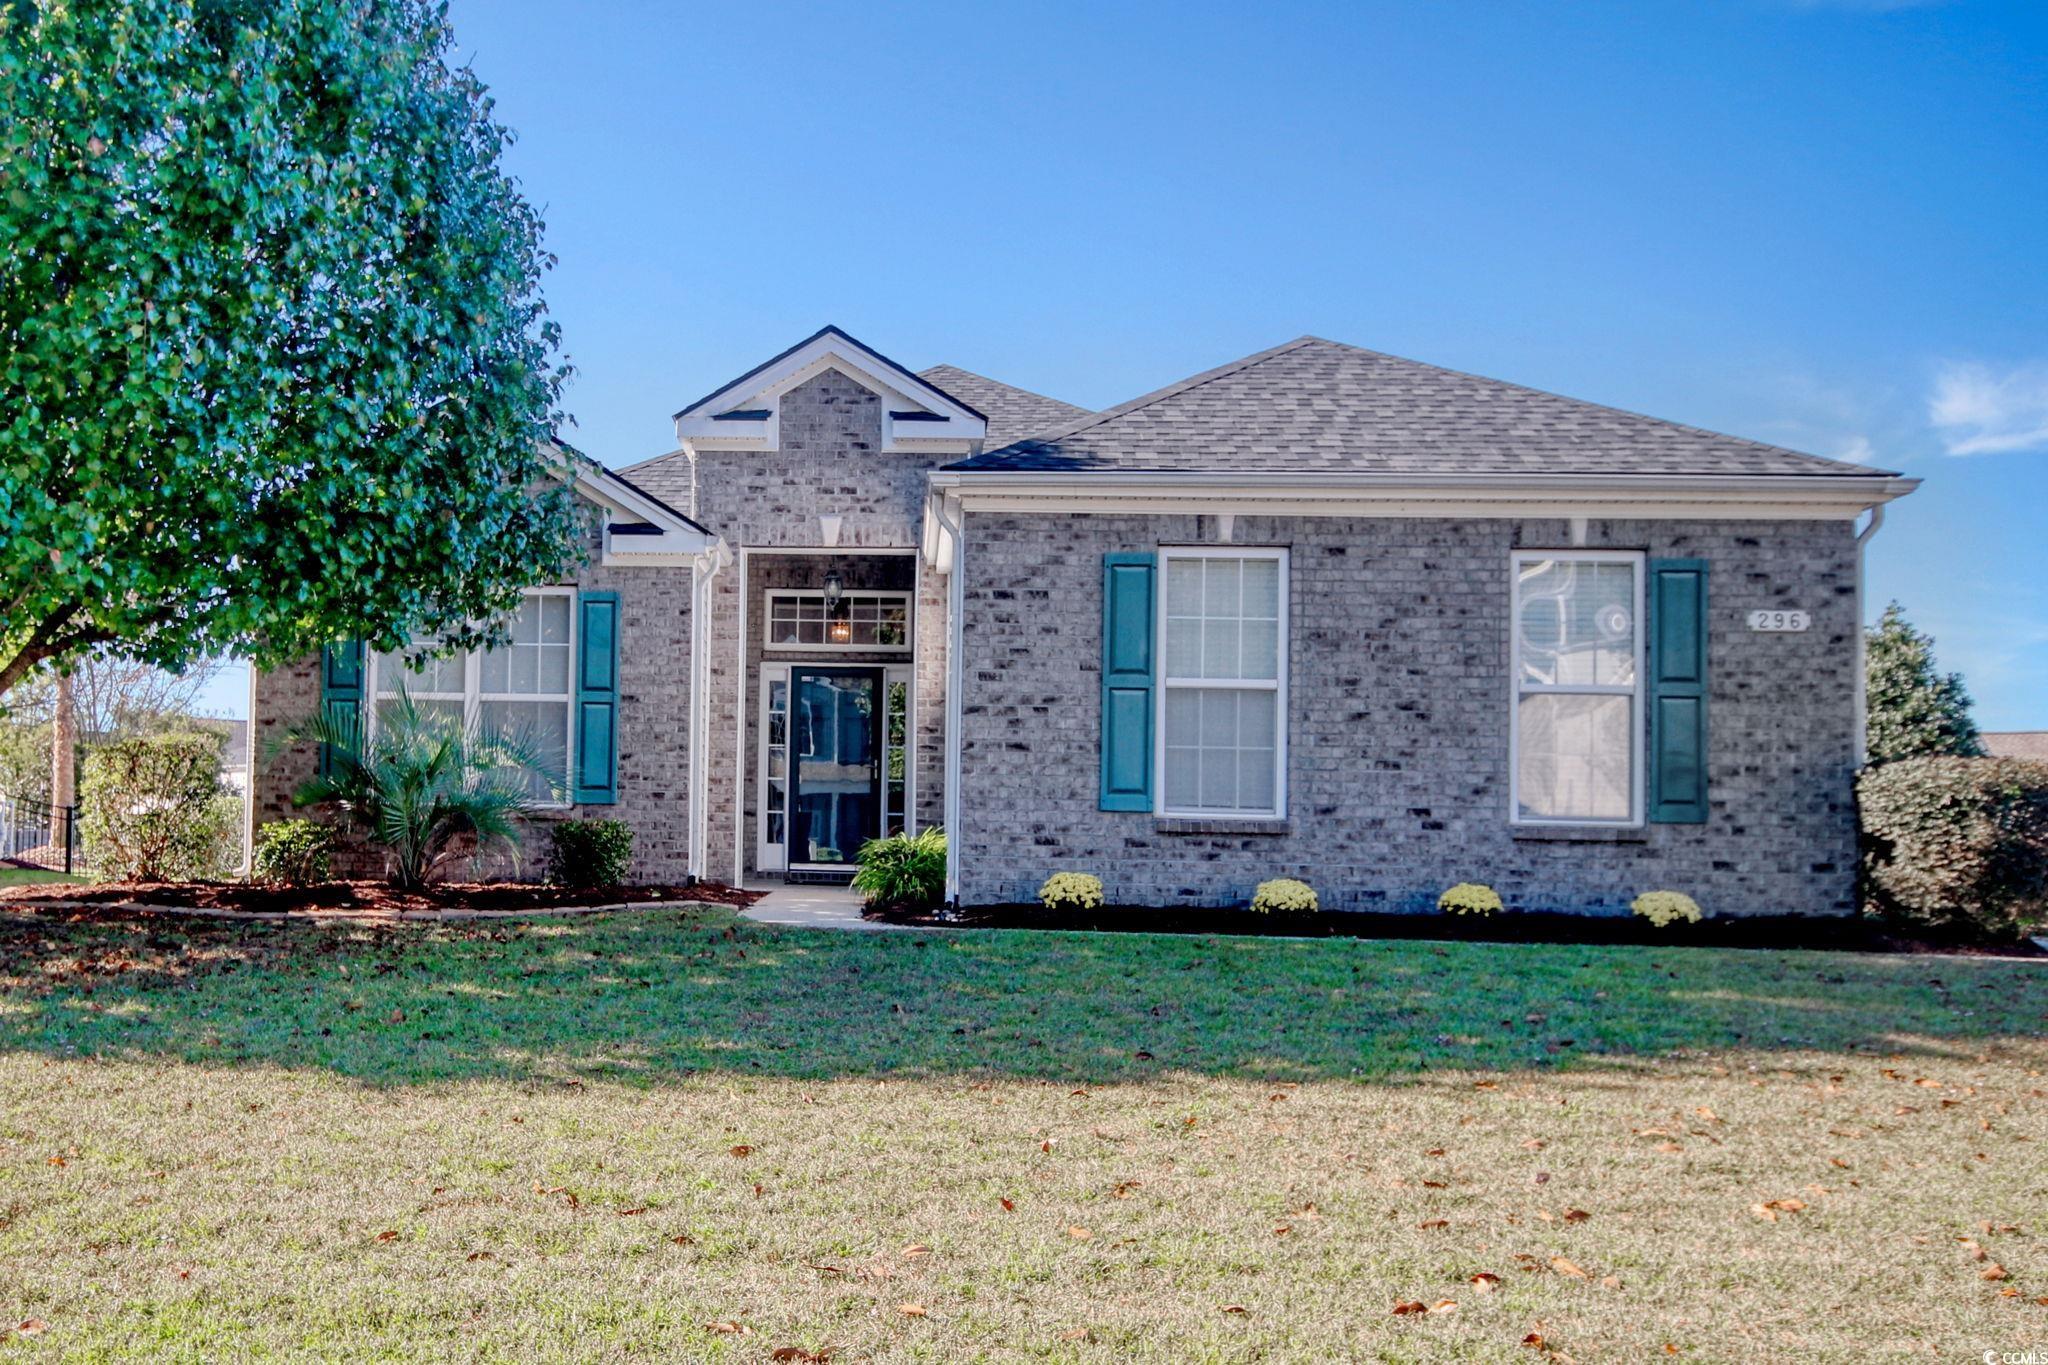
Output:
[{"left": 672, "top": 325, "right": 987, "bottom": 454}]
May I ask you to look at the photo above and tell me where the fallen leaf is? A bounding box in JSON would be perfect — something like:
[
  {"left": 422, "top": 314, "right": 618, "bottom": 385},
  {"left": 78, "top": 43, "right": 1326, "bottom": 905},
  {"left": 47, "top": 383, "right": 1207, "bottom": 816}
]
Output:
[
  {"left": 13, "top": 1320, "right": 47, "bottom": 1338},
  {"left": 466, "top": 1251, "right": 494, "bottom": 1262},
  {"left": 900, "top": 1243, "right": 930, "bottom": 1260},
  {"left": 1220, "top": 1304, "right": 1250, "bottom": 1315},
  {"left": 771, "top": 1349, "right": 833, "bottom": 1363},
  {"left": 1422, "top": 1180, "right": 1448, "bottom": 1189},
  {"left": 1273, "top": 1225, "right": 1292, "bottom": 1236},
  {"left": 1959, "top": 1238, "right": 1987, "bottom": 1261},
  {"left": 387, "top": 1009, "right": 404, "bottom": 1024},
  {"left": 1653, "top": 1141, "right": 1684, "bottom": 1153},
  {"left": 999, "top": 1198, "right": 1015, "bottom": 1212},
  {"left": 671, "top": 1235, "right": 696, "bottom": 1246},
  {"left": 896, "top": 1302, "right": 927, "bottom": 1318},
  {"left": 616, "top": 1207, "right": 646, "bottom": 1217},
  {"left": 1391, "top": 1301, "right": 1428, "bottom": 1315},
  {"left": 1524, "top": 1333, "right": 1548, "bottom": 1349},
  {"left": 1417, "top": 1218, "right": 1449, "bottom": 1230},
  {"left": 1563, "top": 1208, "right": 1590, "bottom": 1223},
  {"left": 1470, "top": 1273, "right": 1501, "bottom": 1292},
  {"left": 1066, "top": 1225, "right": 1092, "bottom": 1240},
  {"left": 1982, "top": 1263, "right": 2010, "bottom": 1282},
  {"left": 1426, "top": 1147, "right": 1446, "bottom": 1157},
  {"left": 729, "top": 1145, "right": 752, "bottom": 1158},
  {"left": 1551, "top": 1256, "right": 1589, "bottom": 1278},
  {"left": 1041, "top": 1140, "right": 1055, "bottom": 1154},
  {"left": 703, "top": 1320, "right": 751, "bottom": 1335},
  {"left": 1523, "top": 1139, "right": 1547, "bottom": 1151},
  {"left": 1600, "top": 1274, "right": 1622, "bottom": 1289},
  {"left": 1428, "top": 1299, "right": 1458, "bottom": 1314},
  {"left": 533, "top": 1183, "right": 566, "bottom": 1196}
]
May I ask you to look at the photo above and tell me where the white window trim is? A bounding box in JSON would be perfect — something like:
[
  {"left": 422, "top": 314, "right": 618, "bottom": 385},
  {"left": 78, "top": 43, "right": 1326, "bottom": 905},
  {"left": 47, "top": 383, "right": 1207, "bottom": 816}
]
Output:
[
  {"left": 366, "top": 586, "right": 578, "bottom": 811},
  {"left": 755, "top": 661, "right": 915, "bottom": 872},
  {"left": 761, "top": 589, "right": 913, "bottom": 654},
  {"left": 1153, "top": 545, "right": 1290, "bottom": 821},
  {"left": 1507, "top": 549, "right": 1645, "bottom": 828}
]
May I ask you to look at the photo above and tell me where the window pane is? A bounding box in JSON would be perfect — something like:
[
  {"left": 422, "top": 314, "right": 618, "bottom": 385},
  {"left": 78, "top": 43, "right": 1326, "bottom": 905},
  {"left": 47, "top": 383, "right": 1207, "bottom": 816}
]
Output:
[
  {"left": 1517, "top": 559, "right": 1636, "bottom": 687},
  {"left": 1203, "top": 558, "right": 1240, "bottom": 618},
  {"left": 1200, "top": 619, "right": 1240, "bottom": 679},
  {"left": 1517, "top": 693, "right": 1631, "bottom": 822},
  {"left": 1162, "top": 685, "right": 1278, "bottom": 815},
  {"left": 1241, "top": 558, "right": 1280, "bottom": 618},
  {"left": 479, "top": 699, "right": 569, "bottom": 801},
  {"left": 1240, "top": 617, "right": 1279, "bottom": 680}
]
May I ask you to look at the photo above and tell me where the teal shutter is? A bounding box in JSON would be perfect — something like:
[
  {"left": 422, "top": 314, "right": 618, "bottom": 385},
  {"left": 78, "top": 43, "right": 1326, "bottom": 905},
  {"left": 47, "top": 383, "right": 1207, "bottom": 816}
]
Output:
[
  {"left": 317, "top": 641, "right": 365, "bottom": 778},
  {"left": 1647, "top": 559, "right": 1708, "bottom": 823},
  {"left": 574, "top": 591, "right": 620, "bottom": 804},
  {"left": 1100, "top": 553, "right": 1156, "bottom": 811}
]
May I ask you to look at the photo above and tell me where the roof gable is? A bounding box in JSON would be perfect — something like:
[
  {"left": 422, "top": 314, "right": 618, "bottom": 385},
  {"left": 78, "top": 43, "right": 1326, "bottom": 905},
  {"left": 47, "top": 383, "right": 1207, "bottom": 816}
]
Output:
[
  {"left": 947, "top": 337, "right": 1901, "bottom": 480},
  {"left": 917, "top": 364, "right": 1092, "bottom": 449},
  {"left": 674, "top": 325, "right": 987, "bottom": 453}
]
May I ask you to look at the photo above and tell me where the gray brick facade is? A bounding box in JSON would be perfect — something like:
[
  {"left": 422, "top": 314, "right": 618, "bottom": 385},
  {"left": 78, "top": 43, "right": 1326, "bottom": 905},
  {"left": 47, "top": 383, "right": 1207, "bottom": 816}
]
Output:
[{"left": 951, "top": 512, "right": 1862, "bottom": 916}]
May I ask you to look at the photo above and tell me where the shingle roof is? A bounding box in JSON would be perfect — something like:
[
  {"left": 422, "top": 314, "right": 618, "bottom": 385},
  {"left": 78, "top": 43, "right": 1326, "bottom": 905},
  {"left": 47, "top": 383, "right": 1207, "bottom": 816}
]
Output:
[
  {"left": 1983, "top": 732, "right": 2048, "bottom": 761},
  {"left": 917, "top": 364, "right": 1092, "bottom": 450},
  {"left": 944, "top": 337, "right": 1899, "bottom": 479}
]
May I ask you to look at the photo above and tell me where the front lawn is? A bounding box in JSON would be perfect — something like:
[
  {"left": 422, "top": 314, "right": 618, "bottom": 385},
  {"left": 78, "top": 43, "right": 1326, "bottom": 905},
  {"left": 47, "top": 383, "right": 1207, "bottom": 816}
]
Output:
[{"left": 2, "top": 908, "right": 2044, "bottom": 1359}]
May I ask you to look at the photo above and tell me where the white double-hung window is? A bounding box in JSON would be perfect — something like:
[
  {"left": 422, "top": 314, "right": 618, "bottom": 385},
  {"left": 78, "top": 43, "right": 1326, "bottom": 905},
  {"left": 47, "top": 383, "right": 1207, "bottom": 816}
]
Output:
[
  {"left": 1511, "top": 551, "right": 1643, "bottom": 825},
  {"left": 370, "top": 589, "right": 575, "bottom": 805},
  {"left": 1158, "top": 547, "right": 1288, "bottom": 818}
]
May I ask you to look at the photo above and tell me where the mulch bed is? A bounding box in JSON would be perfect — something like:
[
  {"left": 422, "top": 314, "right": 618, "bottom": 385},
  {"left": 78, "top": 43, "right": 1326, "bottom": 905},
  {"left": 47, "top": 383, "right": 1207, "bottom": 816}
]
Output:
[
  {"left": 867, "top": 902, "right": 2047, "bottom": 957},
  {"left": 0, "top": 879, "right": 761, "bottom": 916}
]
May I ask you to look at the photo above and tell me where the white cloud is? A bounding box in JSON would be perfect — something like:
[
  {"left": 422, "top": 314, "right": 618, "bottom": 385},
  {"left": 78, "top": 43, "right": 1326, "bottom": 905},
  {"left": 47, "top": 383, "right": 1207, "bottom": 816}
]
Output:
[{"left": 1928, "top": 361, "right": 2048, "bottom": 456}]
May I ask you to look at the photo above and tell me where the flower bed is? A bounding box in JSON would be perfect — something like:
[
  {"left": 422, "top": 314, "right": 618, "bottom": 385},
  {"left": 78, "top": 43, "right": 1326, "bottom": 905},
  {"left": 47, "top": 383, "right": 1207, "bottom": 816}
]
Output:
[{"left": 0, "top": 879, "right": 760, "bottom": 917}]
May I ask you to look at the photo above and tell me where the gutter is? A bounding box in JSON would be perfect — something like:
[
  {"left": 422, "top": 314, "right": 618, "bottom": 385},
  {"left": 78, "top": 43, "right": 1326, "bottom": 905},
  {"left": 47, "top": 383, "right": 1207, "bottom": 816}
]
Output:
[{"left": 1853, "top": 504, "right": 1886, "bottom": 768}]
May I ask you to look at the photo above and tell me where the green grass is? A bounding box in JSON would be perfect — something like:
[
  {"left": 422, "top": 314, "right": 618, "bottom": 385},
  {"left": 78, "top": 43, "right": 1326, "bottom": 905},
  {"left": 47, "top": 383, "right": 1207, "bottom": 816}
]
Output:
[
  {"left": 0, "top": 868, "right": 76, "bottom": 888},
  {"left": 1, "top": 907, "right": 2044, "bottom": 1360}
]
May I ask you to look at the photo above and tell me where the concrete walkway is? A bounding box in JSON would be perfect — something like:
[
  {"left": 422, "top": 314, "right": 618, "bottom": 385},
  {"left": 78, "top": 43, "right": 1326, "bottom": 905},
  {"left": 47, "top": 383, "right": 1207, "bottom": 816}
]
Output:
[{"left": 741, "top": 881, "right": 906, "bottom": 931}]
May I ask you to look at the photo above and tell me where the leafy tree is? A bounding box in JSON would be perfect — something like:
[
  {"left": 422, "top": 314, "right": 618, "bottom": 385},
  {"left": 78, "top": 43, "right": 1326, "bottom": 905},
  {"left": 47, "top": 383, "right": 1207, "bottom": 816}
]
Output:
[
  {"left": 0, "top": 0, "right": 588, "bottom": 703},
  {"left": 1865, "top": 602, "right": 1984, "bottom": 765}
]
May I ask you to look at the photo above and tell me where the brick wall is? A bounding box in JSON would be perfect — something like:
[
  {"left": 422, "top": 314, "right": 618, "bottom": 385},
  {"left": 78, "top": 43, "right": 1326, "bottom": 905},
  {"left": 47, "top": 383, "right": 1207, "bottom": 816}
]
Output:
[
  {"left": 952, "top": 512, "right": 1861, "bottom": 916},
  {"left": 248, "top": 509, "right": 696, "bottom": 883}
]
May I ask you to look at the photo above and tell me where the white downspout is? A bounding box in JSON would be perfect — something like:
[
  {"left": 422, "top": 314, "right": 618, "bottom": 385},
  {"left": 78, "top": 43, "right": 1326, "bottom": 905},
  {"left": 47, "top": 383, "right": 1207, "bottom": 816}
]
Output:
[
  {"left": 687, "top": 539, "right": 730, "bottom": 880},
  {"left": 932, "top": 494, "right": 967, "bottom": 905},
  {"left": 733, "top": 547, "right": 749, "bottom": 888},
  {"left": 1853, "top": 504, "right": 1886, "bottom": 767}
]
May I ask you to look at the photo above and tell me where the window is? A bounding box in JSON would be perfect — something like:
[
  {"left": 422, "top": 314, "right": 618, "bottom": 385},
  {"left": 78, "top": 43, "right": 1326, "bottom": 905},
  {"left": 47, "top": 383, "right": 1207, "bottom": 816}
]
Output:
[
  {"left": 764, "top": 591, "right": 910, "bottom": 651},
  {"left": 370, "top": 589, "right": 575, "bottom": 805},
  {"left": 1511, "top": 552, "right": 1642, "bottom": 825},
  {"left": 1157, "top": 548, "right": 1287, "bottom": 818}
]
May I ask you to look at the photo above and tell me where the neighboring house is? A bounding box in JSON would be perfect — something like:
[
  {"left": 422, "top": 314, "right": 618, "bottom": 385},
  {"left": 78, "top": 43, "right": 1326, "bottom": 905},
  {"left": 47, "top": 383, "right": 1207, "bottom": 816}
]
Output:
[
  {"left": 1983, "top": 732, "right": 2048, "bottom": 761},
  {"left": 249, "top": 326, "right": 1918, "bottom": 914}
]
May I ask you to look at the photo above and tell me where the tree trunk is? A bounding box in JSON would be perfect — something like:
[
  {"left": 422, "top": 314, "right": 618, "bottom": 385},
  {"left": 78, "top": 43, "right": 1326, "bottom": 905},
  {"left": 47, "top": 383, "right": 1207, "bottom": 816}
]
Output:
[{"left": 51, "top": 670, "right": 77, "bottom": 864}]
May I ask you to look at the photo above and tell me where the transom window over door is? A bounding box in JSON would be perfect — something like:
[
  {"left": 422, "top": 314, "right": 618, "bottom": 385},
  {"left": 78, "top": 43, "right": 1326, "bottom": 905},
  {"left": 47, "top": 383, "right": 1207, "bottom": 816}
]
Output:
[
  {"left": 764, "top": 591, "right": 910, "bottom": 651},
  {"left": 1157, "top": 548, "right": 1288, "bottom": 818},
  {"left": 1511, "top": 552, "right": 1643, "bottom": 825},
  {"left": 370, "top": 590, "right": 574, "bottom": 805}
]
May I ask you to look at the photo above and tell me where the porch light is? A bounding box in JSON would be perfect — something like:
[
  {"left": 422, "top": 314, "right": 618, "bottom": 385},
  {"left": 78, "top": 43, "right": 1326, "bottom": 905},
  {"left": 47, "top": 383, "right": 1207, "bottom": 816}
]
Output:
[
  {"left": 823, "top": 571, "right": 851, "bottom": 643},
  {"left": 823, "top": 571, "right": 843, "bottom": 609},
  {"left": 828, "top": 616, "right": 852, "bottom": 644}
]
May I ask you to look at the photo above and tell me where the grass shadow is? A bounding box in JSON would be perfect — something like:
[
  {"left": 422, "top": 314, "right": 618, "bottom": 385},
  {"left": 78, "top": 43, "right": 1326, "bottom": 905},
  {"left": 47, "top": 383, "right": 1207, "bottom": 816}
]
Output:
[{"left": 3, "top": 907, "right": 2044, "bottom": 1086}]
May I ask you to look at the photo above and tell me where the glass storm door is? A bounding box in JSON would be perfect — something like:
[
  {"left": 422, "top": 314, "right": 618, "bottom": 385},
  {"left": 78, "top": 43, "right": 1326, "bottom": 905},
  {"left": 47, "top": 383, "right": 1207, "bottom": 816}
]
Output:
[{"left": 788, "top": 667, "right": 884, "bottom": 869}]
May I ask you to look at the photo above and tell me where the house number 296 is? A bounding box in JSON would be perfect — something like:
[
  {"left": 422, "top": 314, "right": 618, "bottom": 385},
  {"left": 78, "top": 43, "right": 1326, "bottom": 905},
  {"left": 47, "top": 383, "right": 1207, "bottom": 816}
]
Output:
[{"left": 1746, "top": 609, "right": 1810, "bottom": 632}]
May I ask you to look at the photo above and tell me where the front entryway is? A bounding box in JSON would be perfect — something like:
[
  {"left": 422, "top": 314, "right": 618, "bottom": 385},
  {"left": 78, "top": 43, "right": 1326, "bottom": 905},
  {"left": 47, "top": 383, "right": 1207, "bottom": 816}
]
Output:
[{"left": 757, "top": 663, "right": 912, "bottom": 874}]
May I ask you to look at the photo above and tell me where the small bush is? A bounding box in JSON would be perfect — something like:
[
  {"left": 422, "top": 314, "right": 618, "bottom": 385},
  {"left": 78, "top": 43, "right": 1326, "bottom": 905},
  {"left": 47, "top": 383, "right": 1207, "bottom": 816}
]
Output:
[
  {"left": 252, "top": 819, "right": 336, "bottom": 886},
  {"left": 1039, "top": 871, "right": 1104, "bottom": 911},
  {"left": 1858, "top": 756, "right": 2048, "bottom": 940},
  {"left": 1250, "top": 878, "right": 1318, "bottom": 915},
  {"left": 1632, "top": 890, "right": 1703, "bottom": 928},
  {"left": 545, "top": 819, "right": 635, "bottom": 889},
  {"left": 852, "top": 828, "right": 947, "bottom": 912},
  {"left": 1438, "top": 882, "right": 1503, "bottom": 916},
  {"left": 79, "top": 732, "right": 236, "bottom": 881}
]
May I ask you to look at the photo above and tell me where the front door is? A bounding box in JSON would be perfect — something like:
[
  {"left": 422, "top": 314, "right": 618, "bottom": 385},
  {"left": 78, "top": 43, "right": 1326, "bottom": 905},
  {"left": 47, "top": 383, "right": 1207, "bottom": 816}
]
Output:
[{"left": 786, "top": 667, "right": 884, "bottom": 871}]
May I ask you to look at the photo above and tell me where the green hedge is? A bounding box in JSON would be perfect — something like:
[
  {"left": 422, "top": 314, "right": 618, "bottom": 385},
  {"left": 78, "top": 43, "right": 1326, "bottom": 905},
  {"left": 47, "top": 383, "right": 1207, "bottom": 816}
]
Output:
[
  {"left": 545, "top": 819, "right": 635, "bottom": 890},
  {"left": 80, "top": 732, "right": 238, "bottom": 881},
  {"left": 1858, "top": 756, "right": 2048, "bottom": 941}
]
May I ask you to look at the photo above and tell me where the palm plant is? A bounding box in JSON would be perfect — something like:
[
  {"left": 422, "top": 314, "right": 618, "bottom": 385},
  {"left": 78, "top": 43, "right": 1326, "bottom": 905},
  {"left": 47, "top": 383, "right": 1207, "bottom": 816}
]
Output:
[
  {"left": 285, "top": 689, "right": 560, "bottom": 889},
  {"left": 850, "top": 828, "right": 948, "bottom": 912}
]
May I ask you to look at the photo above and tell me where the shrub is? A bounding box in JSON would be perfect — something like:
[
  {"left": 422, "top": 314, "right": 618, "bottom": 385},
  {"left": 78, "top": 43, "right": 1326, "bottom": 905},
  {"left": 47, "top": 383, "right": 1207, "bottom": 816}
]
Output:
[
  {"left": 1631, "top": 890, "right": 1703, "bottom": 928},
  {"left": 252, "top": 819, "right": 336, "bottom": 886},
  {"left": 79, "top": 732, "right": 236, "bottom": 880},
  {"left": 1438, "top": 882, "right": 1503, "bottom": 916},
  {"left": 1251, "top": 878, "right": 1318, "bottom": 914},
  {"left": 1038, "top": 871, "right": 1104, "bottom": 912},
  {"left": 851, "top": 828, "right": 947, "bottom": 912},
  {"left": 287, "top": 688, "right": 557, "bottom": 889},
  {"left": 1858, "top": 756, "right": 2048, "bottom": 940},
  {"left": 546, "top": 819, "right": 635, "bottom": 889}
]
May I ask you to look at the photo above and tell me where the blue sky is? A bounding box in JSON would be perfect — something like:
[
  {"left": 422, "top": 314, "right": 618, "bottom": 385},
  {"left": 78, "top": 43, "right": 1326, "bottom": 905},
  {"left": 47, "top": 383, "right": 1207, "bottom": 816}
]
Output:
[{"left": 197, "top": 0, "right": 2048, "bottom": 727}]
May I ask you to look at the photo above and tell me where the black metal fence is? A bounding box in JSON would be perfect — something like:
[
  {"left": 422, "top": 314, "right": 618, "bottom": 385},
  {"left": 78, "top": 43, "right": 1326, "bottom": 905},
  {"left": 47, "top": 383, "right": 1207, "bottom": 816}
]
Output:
[{"left": 0, "top": 794, "right": 76, "bottom": 874}]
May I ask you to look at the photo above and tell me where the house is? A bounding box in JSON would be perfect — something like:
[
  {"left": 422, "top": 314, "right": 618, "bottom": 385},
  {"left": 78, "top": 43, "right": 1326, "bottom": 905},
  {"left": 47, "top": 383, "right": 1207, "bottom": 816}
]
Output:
[
  {"left": 248, "top": 326, "right": 1919, "bottom": 914},
  {"left": 1983, "top": 732, "right": 2048, "bottom": 762}
]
